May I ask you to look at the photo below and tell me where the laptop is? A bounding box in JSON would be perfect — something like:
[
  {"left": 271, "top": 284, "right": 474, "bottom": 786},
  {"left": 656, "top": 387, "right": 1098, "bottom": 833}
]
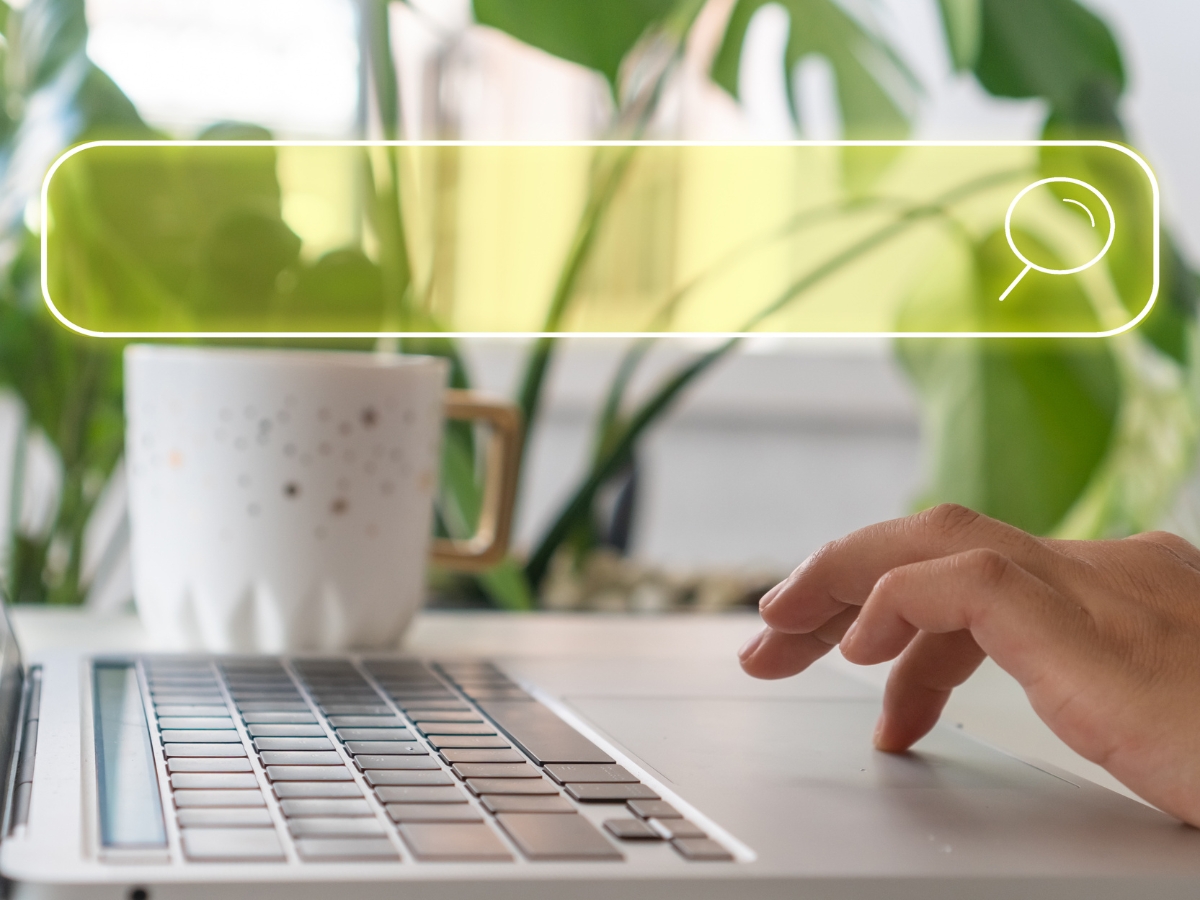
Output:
[{"left": 2, "top": 598, "right": 1199, "bottom": 899}]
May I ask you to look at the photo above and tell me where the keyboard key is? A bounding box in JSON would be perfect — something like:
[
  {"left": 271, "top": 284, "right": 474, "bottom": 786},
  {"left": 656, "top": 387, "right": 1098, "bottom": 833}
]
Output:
[
  {"left": 364, "top": 770, "right": 453, "bottom": 787},
  {"left": 566, "top": 783, "right": 659, "bottom": 803},
  {"left": 335, "top": 728, "right": 414, "bottom": 742},
  {"left": 327, "top": 716, "right": 406, "bottom": 728},
  {"left": 343, "top": 742, "right": 425, "bottom": 757},
  {"left": 482, "top": 795, "right": 575, "bottom": 814},
  {"left": 672, "top": 837, "right": 734, "bottom": 861},
  {"left": 170, "top": 773, "right": 259, "bottom": 789},
  {"left": 465, "top": 778, "right": 558, "bottom": 796},
  {"left": 627, "top": 799, "right": 681, "bottom": 819},
  {"left": 156, "top": 705, "right": 229, "bottom": 717},
  {"left": 181, "top": 828, "right": 284, "bottom": 860},
  {"left": 265, "top": 766, "right": 354, "bottom": 782},
  {"left": 461, "top": 691, "right": 531, "bottom": 702},
  {"left": 604, "top": 818, "right": 662, "bottom": 840},
  {"left": 476, "top": 701, "right": 614, "bottom": 766},
  {"left": 241, "top": 712, "right": 318, "bottom": 724},
  {"left": 652, "top": 818, "right": 706, "bottom": 839},
  {"left": 397, "top": 823, "right": 510, "bottom": 861},
  {"left": 177, "top": 808, "right": 273, "bottom": 827},
  {"left": 247, "top": 724, "right": 326, "bottom": 737},
  {"left": 350, "top": 758, "right": 439, "bottom": 772},
  {"left": 410, "top": 712, "right": 483, "bottom": 723},
  {"left": 288, "top": 818, "right": 385, "bottom": 838},
  {"left": 399, "top": 704, "right": 471, "bottom": 714},
  {"left": 161, "top": 730, "right": 241, "bottom": 744},
  {"left": 237, "top": 702, "right": 310, "bottom": 712},
  {"left": 373, "top": 786, "right": 466, "bottom": 804},
  {"left": 150, "top": 696, "right": 223, "bottom": 710},
  {"left": 164, "top": 743, "right": 247, "bottom": 758},
  {"left": 259, "top": 751, "right": 343, "bottom": 766},
  {"left": 320, "top": 705, "right": 392, "bottom": 715},
  {"left": 437, "top": 749, "right": 524, "bottom": 765},
  {"left": 496, "top": 813, "right": 622, "bottom": 861},
  {"left": 174, "top": 790, "right": 266, "bottom": 808},
  {"left": 274, "top": 782, "right": 364, "bottom": 798},
  {"left": 295, "top": 838, "right": 399, "bottom": 861},
  {"left": 425, "top": 735, "right": 511, "bottom": 750},
  {"left": 386, "top": 805, "right": 482, "bottom": 823},
  {"left": 415, "top": 722, "right": 495, "bottom": 736},
  {"left": 451, "top": 763, "right": 541, "bottom": 780},
  {"left": 229, "top": 696, "right": 304, "bottom": 705},
  {"left": 279, "top": 798, "right": 373, "bottom": 817},
  {"left": 168, "top": 758, "right": 253, "bottom": 773},
  {"left": 157, "top": 717, "right": 236, "bottom": 730},
  {"left": 254, "top": 738, "right": 334, "bottom": 752},
  {"left": 545, "top": 764, "right": 637, "bottom": 785}
]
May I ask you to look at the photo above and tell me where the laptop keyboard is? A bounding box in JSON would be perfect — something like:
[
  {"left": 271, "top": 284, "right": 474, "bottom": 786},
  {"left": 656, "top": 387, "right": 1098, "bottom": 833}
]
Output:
[{"left": 139, "top": 657, "right": 734, "bottom": 864}]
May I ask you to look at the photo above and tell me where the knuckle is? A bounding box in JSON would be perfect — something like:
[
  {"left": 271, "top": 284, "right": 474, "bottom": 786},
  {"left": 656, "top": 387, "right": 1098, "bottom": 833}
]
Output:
[
  {"left": 962, "top": 548, "right": 1013, "bottom": 590},
  {"left": 919, "top": 503, "right": 983, "bottom": 543},
  {"left": 1134, "top": 530, "right": 1200, "bottom": 562}
]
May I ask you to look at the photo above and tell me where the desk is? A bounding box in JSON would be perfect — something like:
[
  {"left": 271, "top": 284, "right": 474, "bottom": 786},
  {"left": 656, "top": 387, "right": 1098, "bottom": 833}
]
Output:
[{"left": 9, "top": 606, "right": 1143, "bottom": 808}]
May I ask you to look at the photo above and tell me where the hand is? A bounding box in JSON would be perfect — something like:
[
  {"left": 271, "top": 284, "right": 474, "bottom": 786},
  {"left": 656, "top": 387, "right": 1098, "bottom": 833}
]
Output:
[{"left": 737, "top": 503, "right": 1200, "bottom": 825}]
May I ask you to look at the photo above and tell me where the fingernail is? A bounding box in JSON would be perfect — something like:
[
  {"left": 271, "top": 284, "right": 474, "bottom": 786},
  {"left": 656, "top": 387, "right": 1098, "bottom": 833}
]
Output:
[
  {"left": 872, "top": 713, "right": 887, "bottom": 749},
  {"left": 840, "top": 618, "right": 859, "bottom": 649},
  {"left": 738, "top": 629, "right": 766, "bottom": 661},
  {"left": 758, "top": 582, "right": 784, "bottom": 612}
]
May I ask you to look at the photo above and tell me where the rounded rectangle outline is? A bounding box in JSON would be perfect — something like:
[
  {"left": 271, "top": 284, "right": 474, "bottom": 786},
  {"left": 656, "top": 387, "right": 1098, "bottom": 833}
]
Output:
[{"left": 40, "top": 139, "right": 1159, "bottom": 340}]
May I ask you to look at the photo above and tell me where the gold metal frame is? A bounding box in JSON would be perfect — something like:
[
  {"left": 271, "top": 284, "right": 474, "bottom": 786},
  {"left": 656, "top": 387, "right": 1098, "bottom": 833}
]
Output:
[{"left": 430, "top": 389, "right": 523, "bottom": 572}]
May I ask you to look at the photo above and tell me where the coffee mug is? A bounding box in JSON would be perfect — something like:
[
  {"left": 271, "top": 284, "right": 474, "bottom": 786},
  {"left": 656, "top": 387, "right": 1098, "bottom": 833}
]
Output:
[{"left": 123, "top": 345, "right": 520, "bottom": 652}]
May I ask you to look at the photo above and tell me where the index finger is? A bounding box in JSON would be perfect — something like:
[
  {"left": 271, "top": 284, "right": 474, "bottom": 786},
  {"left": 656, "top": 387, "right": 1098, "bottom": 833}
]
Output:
[{"left": 760, "top": 504, "right": 1065, "bottom": 634}]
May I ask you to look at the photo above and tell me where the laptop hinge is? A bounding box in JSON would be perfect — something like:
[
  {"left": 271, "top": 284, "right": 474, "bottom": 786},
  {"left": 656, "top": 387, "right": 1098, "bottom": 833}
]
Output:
[{"left": 6, "top": 666, "right": 41, "bottom": 835}]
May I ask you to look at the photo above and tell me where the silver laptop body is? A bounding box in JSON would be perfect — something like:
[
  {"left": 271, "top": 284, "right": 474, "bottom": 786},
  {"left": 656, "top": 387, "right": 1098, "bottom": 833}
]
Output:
[{"left": 3, "top": 600, "right": 1200, "bottom": 900}]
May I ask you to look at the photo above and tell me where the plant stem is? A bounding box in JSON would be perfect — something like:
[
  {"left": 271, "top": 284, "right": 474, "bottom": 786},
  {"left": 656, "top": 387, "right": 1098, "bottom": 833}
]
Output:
[
  {"left": 515, "top": 146, "right": 637, "bottom": 440},
  {"left": 523, "top": 165, "right": 1033, "bottom": 590},
  {"left": 524, "top": 338, "right": 736, "bottom": 588},
  {"left": 357, "top": 0, "right": 413, "bottom": 329}
]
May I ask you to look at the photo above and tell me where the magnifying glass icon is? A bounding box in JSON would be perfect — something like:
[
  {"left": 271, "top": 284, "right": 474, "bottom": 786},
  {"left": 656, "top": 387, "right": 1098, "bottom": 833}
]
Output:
[{"left": 998, "top": 176, "right": 1116, "bottom": 301}]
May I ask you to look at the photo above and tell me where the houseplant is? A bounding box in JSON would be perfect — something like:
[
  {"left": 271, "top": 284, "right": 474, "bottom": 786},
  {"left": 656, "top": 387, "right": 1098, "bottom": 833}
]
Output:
[{"left": 0, "top": 0, "right": 1194, "bottom": 610}]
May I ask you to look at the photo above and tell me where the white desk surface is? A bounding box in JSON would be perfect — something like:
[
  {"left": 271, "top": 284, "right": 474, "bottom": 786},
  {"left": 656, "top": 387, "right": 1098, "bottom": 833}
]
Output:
[{"left": 9, "top": 606, "right": 1143, "bottom": 808}]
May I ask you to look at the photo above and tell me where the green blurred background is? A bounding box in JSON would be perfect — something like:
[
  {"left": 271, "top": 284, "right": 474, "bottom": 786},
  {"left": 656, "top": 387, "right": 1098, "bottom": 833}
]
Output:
[{"left": 0, "top": 0, "right": 1197, "bottom": 613}]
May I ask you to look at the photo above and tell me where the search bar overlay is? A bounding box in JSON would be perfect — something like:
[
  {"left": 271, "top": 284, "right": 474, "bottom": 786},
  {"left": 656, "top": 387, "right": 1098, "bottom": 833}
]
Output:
[{"left": 41, "top": 141, "right": 1157, "bottom": 338}]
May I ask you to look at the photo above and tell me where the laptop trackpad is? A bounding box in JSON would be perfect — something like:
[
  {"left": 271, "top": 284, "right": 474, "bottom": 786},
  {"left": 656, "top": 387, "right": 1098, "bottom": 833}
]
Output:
[
  {"left": 559, "top": 696, "right": 1152, "bottom": 873},
  {"left": 564, "top": 695, "right": 1070, "bottom": 792}
]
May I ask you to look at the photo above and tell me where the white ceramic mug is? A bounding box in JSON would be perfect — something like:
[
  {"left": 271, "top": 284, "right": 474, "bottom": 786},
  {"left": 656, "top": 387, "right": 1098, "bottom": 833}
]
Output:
[{"left": 123, "top": 345, "right": 520, "bottom": 652}]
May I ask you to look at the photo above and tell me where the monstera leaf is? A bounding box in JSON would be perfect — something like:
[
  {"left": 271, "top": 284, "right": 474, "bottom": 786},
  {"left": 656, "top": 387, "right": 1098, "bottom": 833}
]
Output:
[
  {"left": 897, "top": 230, "right": 1120, "bottom": 535},
  {"left": 974, "top": 0, "right": 1124, "bottom": 118},
  {"left": 935, "top": 0, "right": 981, "bottom": 71},
  {"left": 473, "top": 0, "right": 678, "bottom": 92},
  {"left": 710, "top": 0, "right": 918, "bottom": 138}
]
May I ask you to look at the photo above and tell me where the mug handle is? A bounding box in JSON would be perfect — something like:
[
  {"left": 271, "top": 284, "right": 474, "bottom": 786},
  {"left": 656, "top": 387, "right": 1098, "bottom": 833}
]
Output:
[{"left": 430, "top": 389, "right": 523, "bottom": 571}]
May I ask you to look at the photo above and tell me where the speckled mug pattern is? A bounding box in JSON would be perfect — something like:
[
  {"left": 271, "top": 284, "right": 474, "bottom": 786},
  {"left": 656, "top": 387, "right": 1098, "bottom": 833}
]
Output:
[{"left": 124, "top": 346, "right": 447, "bottom": 652}]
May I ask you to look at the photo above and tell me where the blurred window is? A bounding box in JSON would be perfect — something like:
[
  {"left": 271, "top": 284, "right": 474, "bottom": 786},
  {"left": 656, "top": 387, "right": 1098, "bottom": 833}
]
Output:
[{"left": 86, "top": 0, "right": 360, "bottom": 137}]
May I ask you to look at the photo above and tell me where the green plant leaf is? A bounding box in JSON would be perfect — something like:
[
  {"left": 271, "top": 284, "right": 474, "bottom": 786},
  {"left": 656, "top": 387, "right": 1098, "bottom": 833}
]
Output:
[
  {"left": 473, "top": 0, "right": 677, "bottom": 91},
  {"left": 477, "top": 558, "right": 536, "bottom": 611},
  {"left": 974, "top": 0, "right": 1123, "bottom": 118},
  {"left": 710, "top": 0, "right": 917, "bottom": 138},
  {"left": 12, "top": 0, "right": 86, "bottom": 92},
  {"left": 935, "top": 0, "right": 981, "bottom": 71},
  {"left": 897, "top": 230, "right": 1120, "bottom": 535}
]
